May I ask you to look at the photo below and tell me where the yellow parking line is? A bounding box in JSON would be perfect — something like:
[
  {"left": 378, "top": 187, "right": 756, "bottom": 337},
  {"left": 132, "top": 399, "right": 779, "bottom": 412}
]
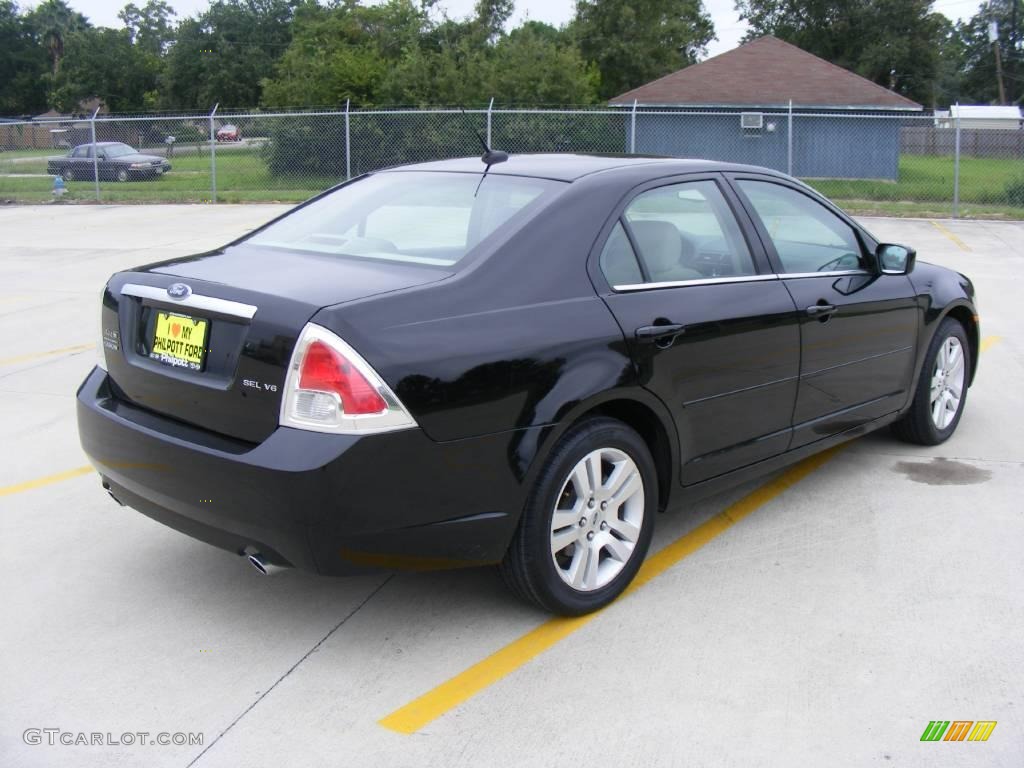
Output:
[
  {"left": 379, "top": 445, "right": 843, "bottom": 734},
  {"left": 0, "top": 466, "right": 93, "bottom": 498},
  {"left": 980, "top": 336, "right": 1000, "bottom": 353},
  {"left": 931, "top": 220, "right": 971, "bottom": 252},
  {"left": 0, "top": 343, "right": 92, "bottom": 366}
]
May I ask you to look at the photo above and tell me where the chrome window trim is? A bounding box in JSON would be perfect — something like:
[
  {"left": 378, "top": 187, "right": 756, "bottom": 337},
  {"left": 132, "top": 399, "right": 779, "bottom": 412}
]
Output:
[
  {"left": 781, "top": 270, "right": 872, "bottom": 279},
  {"left": 120, "top": 283, "right": 258, "bottom": 319},
  {"left": 612, "top": 274, "right": 779, "bottom": 292}
]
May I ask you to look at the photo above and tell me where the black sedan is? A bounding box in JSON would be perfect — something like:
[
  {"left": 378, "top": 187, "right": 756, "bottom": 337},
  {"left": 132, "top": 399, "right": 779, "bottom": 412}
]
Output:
[
  {"left": 77, "top": 154, "right": 978, "bottom": 615},
  {"left": 47, "top": 142, "right": 171, "bottom": 182}
]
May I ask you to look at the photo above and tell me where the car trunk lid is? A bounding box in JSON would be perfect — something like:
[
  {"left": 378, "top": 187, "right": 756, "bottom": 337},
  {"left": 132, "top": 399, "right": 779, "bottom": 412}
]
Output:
[{"left": 104, "top": 244, "right": 450, "bottom": 443}]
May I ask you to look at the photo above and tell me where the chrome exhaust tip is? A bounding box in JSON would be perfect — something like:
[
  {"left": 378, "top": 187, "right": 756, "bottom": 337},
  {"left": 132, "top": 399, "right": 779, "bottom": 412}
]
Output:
[
  {"left": 246, "top": 552, "right": 287, "bottom": 576},
  {"left": 101, "top": 480, "right": 125, "bottom": 506}
]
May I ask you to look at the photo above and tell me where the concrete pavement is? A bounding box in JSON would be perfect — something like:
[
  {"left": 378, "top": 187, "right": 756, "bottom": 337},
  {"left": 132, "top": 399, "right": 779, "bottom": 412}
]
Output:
[{"left": 0, "top": 205, "right": 1020, "bottom": 767}]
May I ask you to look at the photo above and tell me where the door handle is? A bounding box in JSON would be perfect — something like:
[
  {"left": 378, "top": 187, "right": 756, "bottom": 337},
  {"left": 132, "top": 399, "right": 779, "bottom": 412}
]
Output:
[
  {"left": 635, "top": 323, "right": 686, "bottom": 343},
  {"left": 805, "top": 303, "right": 837, "bottom": 317}
]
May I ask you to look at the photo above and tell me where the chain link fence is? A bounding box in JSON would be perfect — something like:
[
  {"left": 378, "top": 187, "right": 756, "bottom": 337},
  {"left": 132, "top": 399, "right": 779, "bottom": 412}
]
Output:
[{"left": 2, "top": 105, "right": 1023, "bottom": 217}]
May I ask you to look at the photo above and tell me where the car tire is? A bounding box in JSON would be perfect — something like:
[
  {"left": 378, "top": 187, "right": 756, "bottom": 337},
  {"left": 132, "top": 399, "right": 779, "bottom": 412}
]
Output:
[
  {"left": 116, "top": 169, "right": 129, "bottom": 183},
  {"left": 500, "top": 417, "right": 656, "bottom": 616},
  {"left": 61, "top": 169, "right": 74, "bottom": 182},
  {"left": 892, "top": 317, "right": 971, "bottom": 446}
]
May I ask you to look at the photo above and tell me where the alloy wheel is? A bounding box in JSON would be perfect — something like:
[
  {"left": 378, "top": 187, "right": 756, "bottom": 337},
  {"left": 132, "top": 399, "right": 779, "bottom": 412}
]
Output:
[
  {"left": 931, "top": 336, "right": 965, "bottom": 430},
  {"left": 549, "top": 447, "right": 645, "bottom": 592}
]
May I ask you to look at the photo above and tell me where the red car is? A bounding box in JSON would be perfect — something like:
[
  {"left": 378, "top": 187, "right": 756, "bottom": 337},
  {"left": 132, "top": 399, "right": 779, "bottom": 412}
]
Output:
[{"left": 216, "top": 124, "right": 241, "bottom": 142}]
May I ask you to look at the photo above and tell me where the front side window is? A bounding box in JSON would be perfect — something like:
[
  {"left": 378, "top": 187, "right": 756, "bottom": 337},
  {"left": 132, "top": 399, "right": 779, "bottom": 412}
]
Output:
[
  {"left": 72, "top": 146, "right": 89, "bottom": 158},
  {"left": 247, "top": 171, "right": 562, "bottom": 267},
  {"left": 737, "top": 180, "right": 865, "bottom": 274},
  {"left": 623, "top": 180, "right": 756, "bottom": 283}
]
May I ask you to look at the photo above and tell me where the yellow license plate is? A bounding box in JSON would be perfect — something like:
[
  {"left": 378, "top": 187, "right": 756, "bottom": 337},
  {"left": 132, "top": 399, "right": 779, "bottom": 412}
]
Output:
[{"left": 151, "top": 311, "right": 208, "bottom": 371}]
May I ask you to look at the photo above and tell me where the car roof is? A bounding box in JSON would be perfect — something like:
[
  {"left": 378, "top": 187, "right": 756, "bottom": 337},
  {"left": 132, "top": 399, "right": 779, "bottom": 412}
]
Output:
[{"left": 382, "top": 153, "right": 784, "bottom": 182}]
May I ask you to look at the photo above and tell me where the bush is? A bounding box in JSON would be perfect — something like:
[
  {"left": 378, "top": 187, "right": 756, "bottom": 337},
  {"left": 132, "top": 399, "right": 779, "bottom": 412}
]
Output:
[
  {"left": 263, "top": 118, "right": 346, "bottom": 177},
  {"left": 261, "top": 111, "right": 628, "bottom": 179},
  {"left": 1002, "top": 175, "right": 1024, "bottom": 206}
]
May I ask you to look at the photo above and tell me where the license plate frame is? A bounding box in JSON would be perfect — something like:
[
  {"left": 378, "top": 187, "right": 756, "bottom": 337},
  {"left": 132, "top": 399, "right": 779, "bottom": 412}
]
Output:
[{"left": 150, "top": 311, "right": 208, "bottom": 371}]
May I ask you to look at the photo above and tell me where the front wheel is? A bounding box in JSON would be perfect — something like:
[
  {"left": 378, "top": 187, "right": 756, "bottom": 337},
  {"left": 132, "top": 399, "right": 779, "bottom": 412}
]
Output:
[
  {"left": 892, "top": 317, "right": 971, "bottom": 445},
  {"left": 115, "top": 168, "right": 129, "bottom": 182},
  {"left": 500, "top": 417, "right": 656, "bottom": 615}
]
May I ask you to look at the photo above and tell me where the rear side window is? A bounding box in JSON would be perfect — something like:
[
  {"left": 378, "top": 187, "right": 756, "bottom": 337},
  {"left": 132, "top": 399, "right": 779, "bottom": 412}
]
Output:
[
  {"left": 623, "top": 180, "right": 756, "bottom": 283},
  {"left": 247, "top": 171, "right": 562, "bottom": 267},
  {"left": 72, "top": 146, "right": 89, "bottom": 158},
  {"left": 599, "top": 222, "right": 644, "bottom": 287}
]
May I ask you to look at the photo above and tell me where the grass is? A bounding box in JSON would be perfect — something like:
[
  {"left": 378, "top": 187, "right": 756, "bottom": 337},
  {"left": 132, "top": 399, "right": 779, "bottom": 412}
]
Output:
[
  {"left": 0, "top": 146, "right": 61, "bottom": 159},
  {"left": 0, "top": 148, "right": 340, "bottom": 204},
  {"left": 806, "top": 154, "right": 1024, "bottom": 217},
  {"left": 3, "top": 149, "right": 1024, "bottom": 218}
]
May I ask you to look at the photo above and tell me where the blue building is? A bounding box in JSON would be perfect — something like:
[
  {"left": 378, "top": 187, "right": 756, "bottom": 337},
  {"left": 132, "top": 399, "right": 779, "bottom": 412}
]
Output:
[{"left": 610, "top": 36, "right": 922, "bottom": 181}]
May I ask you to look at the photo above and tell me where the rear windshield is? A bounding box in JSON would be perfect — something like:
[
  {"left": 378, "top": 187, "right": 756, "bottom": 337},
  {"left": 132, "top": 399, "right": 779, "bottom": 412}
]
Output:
[{"left": 246, "top": 171, "right": 563, "bottom": 267}]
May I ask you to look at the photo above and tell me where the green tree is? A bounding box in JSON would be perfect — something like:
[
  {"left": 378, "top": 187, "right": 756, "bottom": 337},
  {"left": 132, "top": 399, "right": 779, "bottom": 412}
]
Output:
[
  {"left": 932, "top": 15, "right": 966, "bottom": 107},
  {"left": 573, "top": 0, "right": 714, "bottom": 100},
  {"left": 160, "top": 0, "right": 299, "bottom": 109},
  {"left": 26, "top": 0, "right": 88, "bottom": 76},
  {"left": 263, "top": 0, "right": 597, "bottom": 107},
  {"left": 261, "top": 1, "right": 426, "bottom": 107},
  {"left": 487, "top": 23, "right": 599, "bottom": 104},
  {"left": 51, "top": 26, "right": 159, "bottom": 112},
  {"left": 474, "top": 0, "right": 514, "bottom": 44},
  {"left": 119, "top": 0, "right": 176, "bottom": 54},
  {"left": 735, "top": 0, "right": 945, "bottom": 105},
  {"left": 0, "top": 1, "right": 49, "bottom": 114},
  {"left": 956, "top": 0, "right": 1024, "bottom": 105}
]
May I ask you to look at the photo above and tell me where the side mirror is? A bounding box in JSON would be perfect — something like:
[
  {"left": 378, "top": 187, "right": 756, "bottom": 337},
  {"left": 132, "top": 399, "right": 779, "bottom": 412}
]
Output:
[{"left": 877, "top": 243, "right": 916, "bottom": 275}]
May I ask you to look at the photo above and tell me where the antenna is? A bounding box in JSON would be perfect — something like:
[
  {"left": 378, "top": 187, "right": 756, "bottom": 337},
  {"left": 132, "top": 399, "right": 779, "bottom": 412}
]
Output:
[{"left": 459, "top": 107, "right": 508, "bottom": 167}]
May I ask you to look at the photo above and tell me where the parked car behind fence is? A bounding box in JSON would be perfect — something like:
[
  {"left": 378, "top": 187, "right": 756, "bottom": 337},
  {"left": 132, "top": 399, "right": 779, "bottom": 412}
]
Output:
[{"left": 46, "top": 142, "right": 171, "bottom": 182}]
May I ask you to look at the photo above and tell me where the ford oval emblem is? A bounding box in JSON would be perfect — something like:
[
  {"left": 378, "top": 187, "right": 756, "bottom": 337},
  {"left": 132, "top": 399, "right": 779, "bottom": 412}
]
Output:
[{"left": 167, "top": 283, "right": 192, "bottom": 300}]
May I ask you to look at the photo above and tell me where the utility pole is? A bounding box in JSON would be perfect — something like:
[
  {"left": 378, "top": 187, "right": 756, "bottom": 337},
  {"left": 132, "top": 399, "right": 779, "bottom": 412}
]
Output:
[
  {"left": 995, "top": 43, "right": 1007, "bottom": 104},
  {"left": 1012, "top": 0, "right": 1019, "bottom": 101},
  {"left": 991, "top": 20, "right": 1007, "bottom": 105}
]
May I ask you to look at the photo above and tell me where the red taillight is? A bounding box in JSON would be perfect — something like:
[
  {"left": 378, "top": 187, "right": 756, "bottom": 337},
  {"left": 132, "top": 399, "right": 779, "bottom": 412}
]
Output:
[
  {"left": 298, "top": 340, "right": 387, "bottom": 414},
  {"left": 280, "top": 323, "right": 416, "bottom": 434}
]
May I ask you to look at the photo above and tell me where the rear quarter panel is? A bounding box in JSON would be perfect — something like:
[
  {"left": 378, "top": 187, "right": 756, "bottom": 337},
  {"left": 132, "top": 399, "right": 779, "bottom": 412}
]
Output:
[{"left": 312, "top": 176, "right": 638, "bottom": 444}]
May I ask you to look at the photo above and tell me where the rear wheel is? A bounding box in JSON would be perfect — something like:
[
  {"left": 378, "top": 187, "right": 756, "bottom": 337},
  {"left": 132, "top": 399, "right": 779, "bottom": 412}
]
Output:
[
  {"left": 500, "top": 417, "right": 656, "bottom": 615},
  {"left": 116, "top": 168, "right": 129, "bottom": 183},
  {"left": 892, "top": 317, "right": 971, "bottom": 445},
  {"left": 61, "top": 168, "right": 74, "bottom": 182}
]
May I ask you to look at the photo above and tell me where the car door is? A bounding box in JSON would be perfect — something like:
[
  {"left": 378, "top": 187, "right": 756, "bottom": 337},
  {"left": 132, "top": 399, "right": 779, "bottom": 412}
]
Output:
[
  {"left": 70, "top": 145, "right": 91, "bottom": 177},
  {"left": 730, "top": 176, "right": 919, "bottom": 448},
  {"left": 594, "top": 175, "right": 801, "bottom": 485},
  {"left": 95, "top": 147, "right": 111, "bottom": 180}
]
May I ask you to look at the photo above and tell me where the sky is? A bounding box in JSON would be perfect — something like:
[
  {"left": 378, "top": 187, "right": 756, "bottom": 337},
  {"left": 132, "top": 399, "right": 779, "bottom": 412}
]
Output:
[{"left": 57, "top": 0, "right": 986, "bottom": 59}]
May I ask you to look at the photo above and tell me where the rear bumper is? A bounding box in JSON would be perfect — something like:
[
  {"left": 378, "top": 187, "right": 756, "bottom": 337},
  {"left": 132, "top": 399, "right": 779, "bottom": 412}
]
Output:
[{"left": 77, "top": 367, "right": 524, "bottom": 575}]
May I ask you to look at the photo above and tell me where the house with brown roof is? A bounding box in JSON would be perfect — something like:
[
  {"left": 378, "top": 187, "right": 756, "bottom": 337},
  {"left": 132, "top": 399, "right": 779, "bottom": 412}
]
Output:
[{"left": 610, "top": 36, "right": 923, "bottom": 180}]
